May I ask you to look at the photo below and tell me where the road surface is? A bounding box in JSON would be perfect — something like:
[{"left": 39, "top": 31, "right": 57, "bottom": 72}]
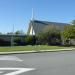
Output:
[{"left": 0, "top": 51, "right": 75, "bottom": 75}]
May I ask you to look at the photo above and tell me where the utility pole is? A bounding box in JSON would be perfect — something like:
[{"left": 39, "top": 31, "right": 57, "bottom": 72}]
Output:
[{"left": 11, "top": 24, "right": 14, "bottom": 46}]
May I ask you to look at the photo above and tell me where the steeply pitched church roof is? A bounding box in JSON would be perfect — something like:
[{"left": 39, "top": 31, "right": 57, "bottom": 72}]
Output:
[
  {"left": 32, "top": 20, "right": 69, "bottom": 26},
  {"left": 27, "top": 20, "right": 70, "bottom": 35}
]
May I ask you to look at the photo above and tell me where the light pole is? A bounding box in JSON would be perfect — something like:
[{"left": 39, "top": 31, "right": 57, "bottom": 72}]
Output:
[{"left": 11, "top": 24, "right": 14, "bottom": 46}]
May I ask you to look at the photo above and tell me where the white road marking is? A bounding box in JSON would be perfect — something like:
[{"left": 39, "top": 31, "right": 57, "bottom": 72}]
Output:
[
  {"left": 0, "top": 68, "right": 35, "bottom": 75},
  {"left": 0, "top": 56, "right": 23, "bottom": 61}
]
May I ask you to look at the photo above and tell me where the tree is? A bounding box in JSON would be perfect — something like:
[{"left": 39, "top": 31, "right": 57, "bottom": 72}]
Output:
[
  {"left": 0, "top": 32, "right": 2, "bottom": 35},
  {"left": 71, "top": 20, "right": 75, "bottom": 25},
  {"left": 36, "top": 30, "right": 61, "bottom": 45},
  {"left": 36, "top": 32, "right": 47, "bottom": 45},
  {"left": 25, "top": 35, "right": 36, "bottom": 45},
  {"left": 15, "top": 30, "right": 25, "bottom": 35},
  {"left": 62, "top": 25, "right": 75, "bottom": 45}
]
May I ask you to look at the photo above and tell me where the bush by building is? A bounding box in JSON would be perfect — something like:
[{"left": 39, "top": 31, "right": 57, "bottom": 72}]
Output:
[
  {"left": 36, "top": 30, "right": 61, "bottom": 45},
  {"left": 25, "top": 35, "right": 36, "bottom": 45}
]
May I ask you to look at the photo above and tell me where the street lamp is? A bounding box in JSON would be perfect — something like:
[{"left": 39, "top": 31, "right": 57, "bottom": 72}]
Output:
[{"left": 11, "top": 24, "right": 14, "bottom": 46}]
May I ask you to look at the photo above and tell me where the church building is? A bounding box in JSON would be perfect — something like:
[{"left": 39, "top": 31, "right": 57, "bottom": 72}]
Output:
[{"left": 27, "top": 20, "right": 70, "bottom": 35}]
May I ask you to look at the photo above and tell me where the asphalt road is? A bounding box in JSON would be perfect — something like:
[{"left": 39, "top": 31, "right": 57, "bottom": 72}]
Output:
[{"left": 0, "top": 51, "right": 75, "bottom": 75}]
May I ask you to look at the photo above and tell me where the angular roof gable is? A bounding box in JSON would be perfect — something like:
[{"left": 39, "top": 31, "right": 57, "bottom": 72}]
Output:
[
  {"left": 32, "top": 20, "right": 69, "bottom": 26},
  {"left": 27, "top": 20, "right": 70, "bottom": 35}
]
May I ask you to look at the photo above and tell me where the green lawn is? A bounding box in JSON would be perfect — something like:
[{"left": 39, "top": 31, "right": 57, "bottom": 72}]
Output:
[{"left": 0, "top": 45, "right": 74, "bottom": 52}]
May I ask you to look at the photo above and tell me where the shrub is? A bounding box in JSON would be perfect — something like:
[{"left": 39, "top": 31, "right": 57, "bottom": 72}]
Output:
[
  {"left": 25, "top": 35, "right": 36, "bottom": 45},
  {"left": 14, "top": 37, "right": 25, "bottom": 46},
  {"left": 36, "top": 30, "right": 61, "bottom": 45}
]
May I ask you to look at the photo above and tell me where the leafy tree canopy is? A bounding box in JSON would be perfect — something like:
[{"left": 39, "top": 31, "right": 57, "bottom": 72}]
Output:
[
  {"left": 62, "top": 25, "right": 75, "bottom": 39},
  {"left": 71, "top": 20, "right": 75, "bottom": 25}
]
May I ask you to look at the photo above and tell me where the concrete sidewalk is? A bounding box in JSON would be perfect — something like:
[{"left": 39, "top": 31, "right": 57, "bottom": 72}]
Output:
[{"left": 0, "top": 48, "right": 75, "bottom": 55}]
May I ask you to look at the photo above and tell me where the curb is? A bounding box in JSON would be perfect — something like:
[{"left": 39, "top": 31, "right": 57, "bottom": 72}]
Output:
[{"left": 0, "top": 48, "right": 75, "bottom": 55}]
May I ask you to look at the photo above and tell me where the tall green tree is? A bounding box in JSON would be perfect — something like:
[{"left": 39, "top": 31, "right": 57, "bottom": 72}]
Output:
[
  {"left": 62, "top": 22, "right": 75, "bottom": 45},
  {"left": 62, "top": 25, "right": 75, "bottom": 39}
]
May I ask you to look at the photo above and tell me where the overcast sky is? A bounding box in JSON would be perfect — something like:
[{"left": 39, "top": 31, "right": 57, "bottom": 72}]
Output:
[{"left": 0, "top": 0, "right": 75, "bottom": 33}]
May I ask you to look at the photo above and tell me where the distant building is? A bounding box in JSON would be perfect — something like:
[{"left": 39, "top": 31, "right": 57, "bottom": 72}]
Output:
[{"left": 27, "top": 20, "right": 70, "bottom": 35}]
